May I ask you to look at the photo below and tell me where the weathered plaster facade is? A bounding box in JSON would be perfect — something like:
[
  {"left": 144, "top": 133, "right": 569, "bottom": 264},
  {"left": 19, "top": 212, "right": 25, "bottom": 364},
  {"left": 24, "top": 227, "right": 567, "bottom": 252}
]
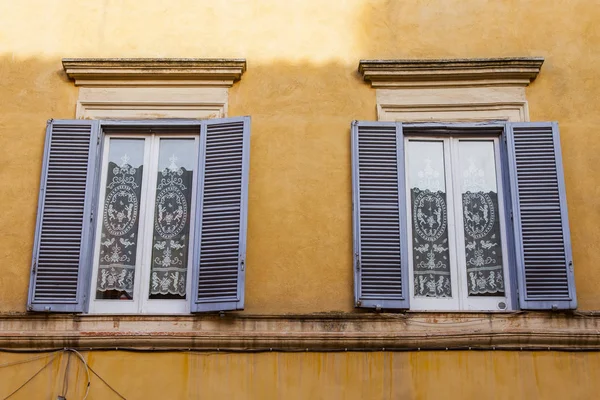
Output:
[{"left": 1, "top": 0, "right": 599, "bottom": 398}]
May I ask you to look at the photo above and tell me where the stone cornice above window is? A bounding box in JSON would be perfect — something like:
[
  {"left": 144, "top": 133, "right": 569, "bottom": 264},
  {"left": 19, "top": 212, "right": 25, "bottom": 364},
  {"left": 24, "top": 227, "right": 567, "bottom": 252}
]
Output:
[
  {"left": 62, "top": 58, "right": 246, "bottom": 119},
  {"left": 359, "top": 57, "right": 544, "bottom": 88},
  {"left": 359, "top": 57, "right": 544, "bottom": 122},
  {"left": 62, "top": 58, "right": 247, "bottom": 87}
]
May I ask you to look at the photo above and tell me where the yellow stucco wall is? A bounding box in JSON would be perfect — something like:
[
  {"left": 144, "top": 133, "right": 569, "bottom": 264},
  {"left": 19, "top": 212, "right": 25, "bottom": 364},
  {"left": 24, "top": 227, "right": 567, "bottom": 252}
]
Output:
[
  {"left": 1, "top": 0, "right": 599, "bottom": 314},
  {"left": 0, "top": 350, "right": 598, "bottom": 399},
  {"left": 1, "top": 1, "right": 600, "bottom": 398}
]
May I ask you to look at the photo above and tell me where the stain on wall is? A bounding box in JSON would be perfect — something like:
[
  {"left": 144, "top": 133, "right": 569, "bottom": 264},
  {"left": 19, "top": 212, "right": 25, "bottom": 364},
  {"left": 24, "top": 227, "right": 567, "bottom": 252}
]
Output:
[{"left": 0, "top": 350, "right": 597, "bottom": 399}]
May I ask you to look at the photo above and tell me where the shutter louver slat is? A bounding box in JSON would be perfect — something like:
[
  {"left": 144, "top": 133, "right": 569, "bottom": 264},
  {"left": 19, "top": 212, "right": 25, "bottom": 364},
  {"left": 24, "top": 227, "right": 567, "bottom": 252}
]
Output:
[
  {"left": 192, "top": 117, "right": 249, "bottom": 312},
  {"left": 352, "top": 122, "right": 409, "bottom": 310},
  {"left": 28, "top": 120, "right": 98, "bottom": 312},
  {"left": 507, "top": 122, "right": 576, "bottom": 310}
]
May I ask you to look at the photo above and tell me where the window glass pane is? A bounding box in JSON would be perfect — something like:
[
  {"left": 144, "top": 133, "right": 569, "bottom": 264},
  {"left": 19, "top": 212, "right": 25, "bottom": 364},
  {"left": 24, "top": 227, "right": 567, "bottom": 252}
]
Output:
[
  {"left": 408, "top": 141, "right": 452, "bottom": 298},
  {"left": 96, "top": 139, "right": 145, "bottom": 300},
  {"left": 149, "top": 139, "right": 196, "bottom": 299},
  {"left": 459, "top": 141, "right": 505, "bottom": 296}
]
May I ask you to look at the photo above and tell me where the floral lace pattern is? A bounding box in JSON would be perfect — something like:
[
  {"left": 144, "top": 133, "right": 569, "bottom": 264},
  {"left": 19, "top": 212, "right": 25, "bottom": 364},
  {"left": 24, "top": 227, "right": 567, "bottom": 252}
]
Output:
[
  {"left": 149, "top": 155, "right": 192, "bottom": 298},
  {"left": 412, "top": 188, "right": 452, "bottom": 297},
  {"left": 96, "top": 154, "right": 142, "bottom": 298},
  {"left": 461, "top": 157, "right": 504, "bottom": 296},
  {"left": 462, "top": 191, "right": 504, "bottom": 295}
]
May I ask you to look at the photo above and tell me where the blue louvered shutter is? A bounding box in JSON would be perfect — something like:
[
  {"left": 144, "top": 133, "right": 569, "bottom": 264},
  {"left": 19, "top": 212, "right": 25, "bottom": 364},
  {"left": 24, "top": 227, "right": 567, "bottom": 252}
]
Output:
[
  {"left": 352, "top": 121, "right": 409, "bottom": 309},
  {"left": 27, "top": 120, "right": 100, "bottom": 312},
  {"left": 191, "top": 117, "right": 250, "bottom": 312},
  {"left": 506, "top": 122, "right": 576, "bottom": 310}
]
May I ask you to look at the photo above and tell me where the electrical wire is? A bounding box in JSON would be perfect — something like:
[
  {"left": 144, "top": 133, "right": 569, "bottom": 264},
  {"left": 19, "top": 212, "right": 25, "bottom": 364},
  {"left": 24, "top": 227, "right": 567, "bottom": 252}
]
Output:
[
  {"left": 60, "top": 351, "right": 72, "bottom": 398},
  {"left": 2, "top": 344, "right": 600, "bottom": 354},
  {"left": 0, "top": 349, "right": 127, "bottom": 400},
  {"left": 86, "top": 363, "right": 127, "bottom": 399},
  {"left": 0, "top": 351, "right": 61, "bottom": 369},
  {"left": 62, "top": 349, "right": 127, "bottom": 399},
  {"left": 0, "top": 343, "right": 597, "bottom": 400},
  {"left": 2, "top": 353, "right": 57, "bottom": 400},
  {"left": 64, "top": 349, "right": 91, "bottom": 400}
]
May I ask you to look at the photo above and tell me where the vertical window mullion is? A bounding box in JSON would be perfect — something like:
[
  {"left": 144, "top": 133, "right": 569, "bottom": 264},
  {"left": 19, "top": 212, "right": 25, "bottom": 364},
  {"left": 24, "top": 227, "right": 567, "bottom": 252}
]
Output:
[
  {"left": 451, "top": 138, "right": 472, "bottom": 309},
  {"left": 492, "top": 137, "right": 513, "bottom": 310},
  {"left": 443, "top": 138, "right": 462, "bottom": 307},
  {"left": 138, "top": 135, "right": 160, "bottom": 313},
  {"left": 404, "top": 137, "right": 416, "bottom": 304},
  {"left": 184, "top": 136, "right": 201, "bottom": 308}
]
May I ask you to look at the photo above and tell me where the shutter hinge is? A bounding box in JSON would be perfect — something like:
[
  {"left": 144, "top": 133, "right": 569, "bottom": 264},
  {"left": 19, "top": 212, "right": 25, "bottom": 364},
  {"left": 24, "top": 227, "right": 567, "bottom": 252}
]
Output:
[
  {"left": 240, "top": 258, "right": 245, "bottom": 271},
  {"left": 32, "top": 261, "right": 37, "bottom": 274},
  {"left": 510, "top": 210, "right": 513, "bottom": 221},
  {"left": 90, "top": 210, "right": 94, "bottom": 222},
  {"left": 355, "top": 253, "right": 360, "bottom": 271},
  {"left": 97, "top": 135, "right": 101, "bottom": 145}
]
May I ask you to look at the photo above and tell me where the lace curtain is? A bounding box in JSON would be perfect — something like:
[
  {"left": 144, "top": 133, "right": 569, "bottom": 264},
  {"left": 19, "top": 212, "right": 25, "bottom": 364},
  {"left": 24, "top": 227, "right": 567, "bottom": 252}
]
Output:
[
  {"left": 461, "top": 158, "right": 504, "bottom": 296},
  {"left": 96, "top": 154, "right": 143, "bottom": 299},
  {"left": 408, "top": 145, "right": 453, "bottom": 299},
  {"left": 149, "top": 155, "right": 193, "bottom": 299},
  {"left": 411, "top": 188, "right": 452, "bottom": 297}
]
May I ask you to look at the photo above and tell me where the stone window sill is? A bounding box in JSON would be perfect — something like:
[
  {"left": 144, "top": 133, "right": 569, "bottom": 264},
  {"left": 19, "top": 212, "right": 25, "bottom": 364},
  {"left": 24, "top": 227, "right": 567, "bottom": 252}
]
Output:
[{"left": 1, "top": 312, "right": 597, "bottom": 350}]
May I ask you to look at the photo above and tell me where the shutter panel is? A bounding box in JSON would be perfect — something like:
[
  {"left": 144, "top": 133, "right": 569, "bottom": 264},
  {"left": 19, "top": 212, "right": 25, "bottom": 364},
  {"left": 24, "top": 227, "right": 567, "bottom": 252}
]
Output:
[
  {"left": 352, "top": 121, "right": 409, "bottom": 309},
  {"left": 191, "top": 117, "right": 250, "bottom": 312},
  {"left": 506, "top": 122, "right": 576, "bottom": 310},
  {"left": 27, "top": 120, "right": 100, "bottom": 312}
]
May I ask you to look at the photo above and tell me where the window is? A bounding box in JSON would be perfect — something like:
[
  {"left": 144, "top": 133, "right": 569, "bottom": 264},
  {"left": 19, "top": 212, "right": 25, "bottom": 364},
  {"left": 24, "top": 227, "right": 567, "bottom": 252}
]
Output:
[
  {"left": 91, "top": 134, "right": 199, "bottom": 314},
  {"left": 27, "top": 118, "right": 250, "bottom": 314},
  {"left": 352, "top": 121, "right": 577, "bottom": 311},
  {"left": 406, "top": 136, "right": 510, "bottom": 311}
]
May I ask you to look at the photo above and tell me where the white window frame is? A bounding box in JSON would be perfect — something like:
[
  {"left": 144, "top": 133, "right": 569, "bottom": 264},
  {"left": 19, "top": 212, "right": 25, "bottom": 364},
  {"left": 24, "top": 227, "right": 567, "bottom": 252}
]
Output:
[
  {"left": 405, "top": 135, "right": 512, "bottom": 311},
  {"left": 89, "top": 133, "right": 200, "bottom": 314}
]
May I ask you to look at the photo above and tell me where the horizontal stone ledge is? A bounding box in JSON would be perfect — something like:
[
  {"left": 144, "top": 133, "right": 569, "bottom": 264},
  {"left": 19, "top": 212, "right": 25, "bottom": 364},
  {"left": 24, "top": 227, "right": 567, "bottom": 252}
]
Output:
[
  {"left": 359, "top": 57, "right": 544, "bottom": 88},
  {"left": 0, "top": 312, "right": 598, "bottom": 350},
  {"left": 62, "top": 58, "right": 247, "bottom": 87}
]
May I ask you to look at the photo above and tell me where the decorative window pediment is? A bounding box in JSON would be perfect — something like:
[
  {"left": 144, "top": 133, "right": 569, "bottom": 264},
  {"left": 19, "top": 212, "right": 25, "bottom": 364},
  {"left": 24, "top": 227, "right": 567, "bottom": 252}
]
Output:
[
  {"left": 62, "top": 58, "right": 246, "bottom": 119},
  {"left": 359, "top": 57, "right": 544, "bottom": 122}
]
